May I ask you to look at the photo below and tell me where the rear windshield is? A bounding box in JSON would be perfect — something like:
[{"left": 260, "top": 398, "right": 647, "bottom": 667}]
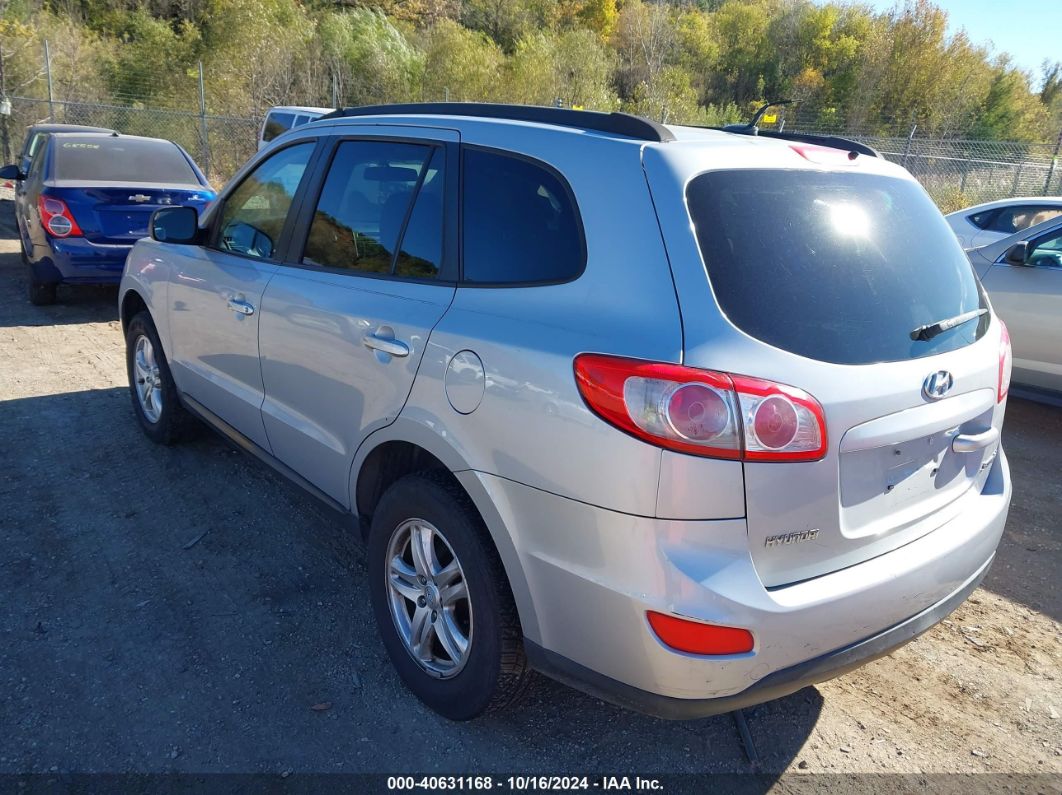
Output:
[
  {"left": 686, "top": 169, "right": 988, "bottom": 365},
  {"left": 53, "top": 138, "right": 199, "bottom": 184},
  {"left": 263, "top": 113, "right": 295, "bottom": 143}
]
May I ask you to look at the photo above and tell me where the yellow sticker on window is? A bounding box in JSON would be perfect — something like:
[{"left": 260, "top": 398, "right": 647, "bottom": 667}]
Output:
[{"left": 762, "top": 113, "right": 778, "bottom": 125}]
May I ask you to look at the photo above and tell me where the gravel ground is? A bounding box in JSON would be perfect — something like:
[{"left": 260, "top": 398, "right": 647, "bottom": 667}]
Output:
[{"left": 0, "top": 208, "right": 1058, "bottom": 786}]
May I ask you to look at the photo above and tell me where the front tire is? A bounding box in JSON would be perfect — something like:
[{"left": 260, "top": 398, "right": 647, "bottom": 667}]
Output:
[
  {"left": 125, "top": 311, "right": 197, "bottom": 444},
  {"left": 368, "top": 472, "right": 532, "bottom": 720}
]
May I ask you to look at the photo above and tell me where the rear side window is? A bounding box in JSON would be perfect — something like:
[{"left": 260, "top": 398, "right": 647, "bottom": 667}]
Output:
[
  {"left": 461, "top": 148, "right": 583, "bottom": 284},
  {"left": 988, "top": 205, "right": 1062, "bottom": 233},
  {"left": 26, "top": 133, "right": 44, "bottom": 159},
  {"left": 263, "top": 112, "right": 296, "bottom": 143},
  {"left": 968, "top": 210, "right": 996, "bottom": 230},
  {"left": 52, "top": 137, "right": 199, "bottom": 184},
  {"left": 302, "top": 140, "right": 441, "bottom": 277},
  {"left": 686, "top": 170, "right": 988, "bottom": 365}
]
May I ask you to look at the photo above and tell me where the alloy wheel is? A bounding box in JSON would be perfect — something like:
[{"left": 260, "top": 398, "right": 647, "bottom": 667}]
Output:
[
  {"left": 133, "top": 334, "right": 163, "bottom": 423},
  {"left": 384, "top": 518, "right": 473, "bottom": 678}
]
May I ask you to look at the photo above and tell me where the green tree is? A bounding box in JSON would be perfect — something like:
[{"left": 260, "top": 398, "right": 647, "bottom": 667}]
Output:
[
  {"left": 504, "top": 28, "right": 617, "bottom": 109},
  {"left": 421, "top": 18, "right": 503, "bottom": 101},
  {"left": 319, "top": 8, "right": 423, "bottom": 107}
]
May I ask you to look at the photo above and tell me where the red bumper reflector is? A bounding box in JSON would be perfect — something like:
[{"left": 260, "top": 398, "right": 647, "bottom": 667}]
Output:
[{"left": 647, "top": 611, "right": 754, "bottom": 655}]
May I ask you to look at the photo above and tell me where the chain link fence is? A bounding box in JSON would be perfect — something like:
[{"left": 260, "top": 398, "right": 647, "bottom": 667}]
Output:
[
  {"left": 3, "top": 95, "right": 1061, "bottom": 214},
  {"left": 3, "top": 96, "right": 260, "bottom": 187},
  {"left": 805, "top": 131, "right": 1062, "bottom": 213}
]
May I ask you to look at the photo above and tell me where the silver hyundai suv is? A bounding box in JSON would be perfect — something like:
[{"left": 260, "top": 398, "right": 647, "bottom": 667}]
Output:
[{"left": 119, "top": 104, "right": 1013, "bottom": 721}]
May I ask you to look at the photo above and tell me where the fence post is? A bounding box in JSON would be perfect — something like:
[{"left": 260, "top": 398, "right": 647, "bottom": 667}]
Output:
[
  {"left": 1044, "top": 128, "right": 1062, "bottom": 196},
  {"left": 901, "top": 124, "right": 917, "bottom": 169},
  {"left": 197, "top": 61, "right": 210, "bottom": 178},
  {"left": 0, "top": 43, "right": 10, "bottom": 164},
  {"left": 1012, "top": 161, "right": 1024, "bottom": 196},
  {"left": 44, "top": 40, "right": 55, "bottom": 122},
  {"left": 331, "top": 73, "right": 339, "bottom": 109}
]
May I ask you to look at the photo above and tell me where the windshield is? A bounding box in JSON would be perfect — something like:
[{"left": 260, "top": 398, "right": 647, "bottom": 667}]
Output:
[
  {"left": 686, "top": 169, "right": 988, "bottom": 365},
  {"left": 53, "top": 137, "right": 200, "bottom": 184}
]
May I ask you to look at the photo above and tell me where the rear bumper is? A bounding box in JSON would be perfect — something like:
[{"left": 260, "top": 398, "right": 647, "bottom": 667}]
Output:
[
  {"left": 468, "top": 448, "right": 1010, "bottom": 714},
  {"left": 526, "top": 552, "right": 991, "bottom": 719},
  {"left": 31, "top": 237, "right": 133, "bottom": 284}
]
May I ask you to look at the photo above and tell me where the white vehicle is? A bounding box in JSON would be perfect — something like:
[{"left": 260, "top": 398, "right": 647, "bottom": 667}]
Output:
[
  {"left": 945, "top": 197, "right": 1062, "bottom": 250},
  {"left": 257, "top": 106, "right": 333, "bottom": 151}
]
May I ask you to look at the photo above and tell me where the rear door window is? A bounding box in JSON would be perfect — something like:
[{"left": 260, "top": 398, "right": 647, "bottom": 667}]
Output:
[
  {"left": 461, "top": 148, "right": 584, "bottom": 284},
  {"left": 263, "top": 112, "right": 296, "bottom": 143},
  {"left": 301, "top": 140, "right": 440, "bottom": 277},
  {"left": 686, "top": 169, "right": 988, "bottom": 364},
  {"left": 53, "top": 137, "right": 199, "bottom": 183}
]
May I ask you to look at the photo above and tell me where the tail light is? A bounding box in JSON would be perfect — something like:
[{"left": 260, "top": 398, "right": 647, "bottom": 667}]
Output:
[
  {"left": 998, "top": 320, "right": 1012, "bottom": 403},
  {"left": 647, "top": 611, "right": 754, "bottom": 656},
  {"left": 38, "top": 195, "right": 82, "bottom": 238},
  {"left": 573, "top": 354, "right": 827, "bottom": 462}
]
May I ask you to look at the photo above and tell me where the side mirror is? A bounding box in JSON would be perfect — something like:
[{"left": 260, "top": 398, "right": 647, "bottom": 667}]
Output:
[
  {"left": 0, "top": 164, "right": 24, "bottom": 181},
  {"left": 150, "top": 206, "right": 200, "bottom": 244},
  {"left": 1004, "top": 241, "right": 1030, "bottom": 266}
]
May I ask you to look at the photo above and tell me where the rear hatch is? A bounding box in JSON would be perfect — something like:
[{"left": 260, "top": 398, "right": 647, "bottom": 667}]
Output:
[
  {"left": 47, "top": 134, "right": 212, "bottom": 244},
  {"left": 47, "top": 184, "right": 214, "bottom": 244},
  {"left": 644, "top": 140, "right": 1006, "bottom": 588}
]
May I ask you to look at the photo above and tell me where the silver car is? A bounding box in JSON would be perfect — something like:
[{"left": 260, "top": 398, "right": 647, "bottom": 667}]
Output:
[
  {"left": 945, "top": 197, "right": 1062, "bottom": 250},
  {"left": 968, "top": 215, "right": 1062, "bottom": 396},
  {"left": 119, "top": 104, "right": 1012, "bottom": 721}
]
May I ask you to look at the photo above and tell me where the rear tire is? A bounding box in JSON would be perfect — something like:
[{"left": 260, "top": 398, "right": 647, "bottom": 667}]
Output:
[
  {"left": 27, "top": 278, "right": 56, "bottom": 306},
  {"left": 125, "top": 311, "right": 198, "bottom": 444},
  {"left": 22, "top": 241, "right": 57, "bottom": 306},
  {"left": 368, "top": 472, "right": 532, "bottom": 720}
]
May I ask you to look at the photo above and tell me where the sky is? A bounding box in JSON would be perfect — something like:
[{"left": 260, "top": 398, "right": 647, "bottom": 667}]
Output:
[{"left": 825, "top": 0, "right": 1061, "bottom": 85}]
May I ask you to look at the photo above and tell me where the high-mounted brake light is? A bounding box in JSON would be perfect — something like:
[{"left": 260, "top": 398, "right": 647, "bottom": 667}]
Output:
[
  {"left": 647, "top": 611, "right": 754, "bottom": 656},
  {"left": 38, "top": 195, "right": 82, "bottom": 238},
  {"left": 789, "top": 143, "right": 859, "bottom": 165},
  {"left": 573, "top": 354, "right": 827, "bottom": 462},
  {"left": 998, "top": 320, "right": 1012, "bottom": 403}
]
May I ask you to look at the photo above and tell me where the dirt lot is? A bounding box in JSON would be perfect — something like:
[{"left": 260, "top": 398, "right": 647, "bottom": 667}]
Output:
[{"left": 0, "top": 208, "right": 1058, "bottom": 786}]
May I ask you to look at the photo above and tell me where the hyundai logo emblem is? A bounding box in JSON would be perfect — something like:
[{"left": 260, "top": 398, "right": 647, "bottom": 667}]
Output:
[{"left": 922, "top": 370, "right": 954, "bottom": 400}]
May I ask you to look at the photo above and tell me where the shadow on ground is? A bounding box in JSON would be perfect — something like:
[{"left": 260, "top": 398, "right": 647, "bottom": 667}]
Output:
[{"left": 0, "top": 387, "right": 822, "bottom": 777}]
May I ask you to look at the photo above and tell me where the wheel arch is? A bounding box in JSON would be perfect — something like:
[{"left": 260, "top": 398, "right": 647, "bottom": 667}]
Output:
[
  {"left": 120, "top": 287, "right": 149, "bottom": 333},
  {"left": 350, "top": 419, "right": 541, "bottom": 643}
]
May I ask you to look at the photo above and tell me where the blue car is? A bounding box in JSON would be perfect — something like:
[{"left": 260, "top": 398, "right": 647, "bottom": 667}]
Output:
[{"left": 1, "top": 132, "right": 215, "bottom": 304}]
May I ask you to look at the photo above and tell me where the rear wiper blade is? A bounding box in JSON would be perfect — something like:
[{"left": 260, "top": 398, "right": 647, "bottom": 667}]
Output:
[{"left": 910, "top": 308, "right": 988, "bottom": 342}]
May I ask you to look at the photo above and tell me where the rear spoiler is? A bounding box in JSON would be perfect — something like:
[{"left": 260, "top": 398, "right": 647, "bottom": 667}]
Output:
[{"left": 717, "top": 127, "right": 880, "bottom": 159}]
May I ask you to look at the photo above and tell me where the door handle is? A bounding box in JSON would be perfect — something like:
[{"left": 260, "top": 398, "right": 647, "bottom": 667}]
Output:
[
  {"left": 227, "top": 298, "right": 255, "bottom": 316},
  {"left": 363, "top": 333, "right": 409, "bottom": 358},
  {"left": 952, "top": 426, "right": 999, "bottom": 453}
]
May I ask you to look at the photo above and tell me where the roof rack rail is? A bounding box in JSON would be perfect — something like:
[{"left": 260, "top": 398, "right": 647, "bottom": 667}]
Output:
[
  {"left": 319, "top": 102, "right": 676, "bottom": 144},
  {"left": 719, "top": 126, "right": 880, "bottom": 159}
]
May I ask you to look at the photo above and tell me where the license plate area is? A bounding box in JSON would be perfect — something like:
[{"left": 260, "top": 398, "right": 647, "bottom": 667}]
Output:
[{"left": 840, "top": 425, "right": 986, "bottom": 537}]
